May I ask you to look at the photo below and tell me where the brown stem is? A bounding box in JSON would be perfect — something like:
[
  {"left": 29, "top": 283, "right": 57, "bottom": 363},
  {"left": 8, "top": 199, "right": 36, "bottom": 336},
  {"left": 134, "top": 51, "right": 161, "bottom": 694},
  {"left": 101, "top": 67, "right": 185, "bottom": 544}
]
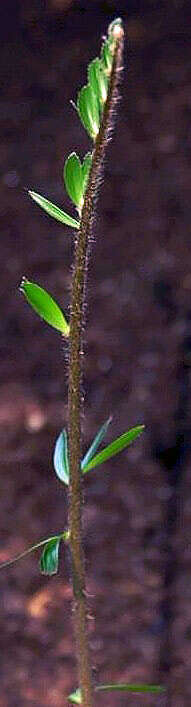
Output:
[{"left": 68, "top": 25, "right": 124, "bottom": 707}]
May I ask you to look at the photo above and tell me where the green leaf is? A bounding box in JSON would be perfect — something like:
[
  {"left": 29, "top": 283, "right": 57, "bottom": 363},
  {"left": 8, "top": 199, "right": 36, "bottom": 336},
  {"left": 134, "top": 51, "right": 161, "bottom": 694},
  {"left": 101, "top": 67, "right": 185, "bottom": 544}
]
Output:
[
  {"left": 63, "top": 152, "right": 92, "bottom": 212},
  {"left": 77, "top": 84, "right": 100, "bottom": 140},
  {"left": 64, "top": 152, "right": 83, "bottom": 209},
  {"left": 53, "top": 429, "right": 70, "bottom": 486},
  {"left": 20, "top": 278, "right": 69, "bottom": 335},
  {"left": 68, "top": 689, "right": 82, "bottom": 704},
  {"left": 0, "top": 535, "right": 61, "bottom": 570},
  {"left": 88, "top": 58, "right": 108, "bottom": 110},
  {"left": 88, "top": 58, "right": 99, "bottom": 97},
  {"left": 40, "top": 536, "right": 61, "bottom": 576},
  {"left": 83, "top": 425, "right": 145, "bottom": 473},
  {"left": 81, "top": 152, "right": 92, "bottom": 191},
  {"left": 81, "top": 416, "right": 112, "bottom": 470},
  {"left": 28, "top": 190, "right": 80, "bottom": 229},
  {"left": 96, "top": 684, "right": 165, "bottom": 694}
]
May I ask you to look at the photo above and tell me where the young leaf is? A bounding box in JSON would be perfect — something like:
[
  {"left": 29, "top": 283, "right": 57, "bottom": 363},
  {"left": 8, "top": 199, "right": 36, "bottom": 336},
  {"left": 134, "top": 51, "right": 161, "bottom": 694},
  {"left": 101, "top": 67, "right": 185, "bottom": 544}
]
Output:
[
  {"left": 107, "top": 19, "right": 123, "bottom": 61},
  {"left": 53, "top": 429, "right": 70, "bottom": 486},
  {"left": 81, "top": 152, "right": 92, "bottom": 191},
  {"left": 108, "top": 17, "right": 123, "bottom": 37},
  {"left": 64, "top": 152, "right": 83, "bottom": 209},
  {"left": 96, "top": 683, "right": 165, "bottom": 694},
  {"left": 68, "top": 689, "right": 82, "bottom": 704},
  {"left": 28, "top": 190, "right": 80, "bottom": 229},
  {"left": 101, "top": 39, "right": 113, "bottom": 75},
  {"left": 20, "top": 279, "right": 69, "bottom": 335},
  {"left": 83, "top": 425, "right": 145, "bottom": 473},
  {"left": 77, "top": 84, "right": 100, "bottom": 140},
  {"left": 81, "top": 416, "right": 112, "bottom": 470},
  {"left": 40, "top": 536, "right": 61, "bottom": 576}
]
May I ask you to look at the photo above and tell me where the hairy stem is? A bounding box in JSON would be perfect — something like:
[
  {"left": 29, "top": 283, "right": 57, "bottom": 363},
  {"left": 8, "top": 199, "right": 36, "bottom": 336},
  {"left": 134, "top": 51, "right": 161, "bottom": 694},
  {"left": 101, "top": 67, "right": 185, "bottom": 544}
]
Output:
[{"left": 68, "top": 25, "right": 124, "bottom": 707}]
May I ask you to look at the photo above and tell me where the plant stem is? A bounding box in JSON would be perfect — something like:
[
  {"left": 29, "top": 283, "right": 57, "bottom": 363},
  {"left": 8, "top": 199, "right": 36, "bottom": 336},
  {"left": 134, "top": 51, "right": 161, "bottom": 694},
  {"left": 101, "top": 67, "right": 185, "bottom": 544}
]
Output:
[{"left": 68, "top": 25, "right": 124, "bottom": 707}]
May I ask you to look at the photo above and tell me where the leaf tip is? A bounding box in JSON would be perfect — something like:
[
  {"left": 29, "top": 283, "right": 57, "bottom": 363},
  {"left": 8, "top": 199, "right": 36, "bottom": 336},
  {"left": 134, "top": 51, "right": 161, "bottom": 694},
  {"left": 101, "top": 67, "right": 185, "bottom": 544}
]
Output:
[
  {"left": 70, "top": 99, "right": 78, "bottom": 113},
  {"left": 28, "top": 189, "right": 36, "bottom": 201},
  {"left": 19, "top": 276, "right": 29, "bottom": 293}
]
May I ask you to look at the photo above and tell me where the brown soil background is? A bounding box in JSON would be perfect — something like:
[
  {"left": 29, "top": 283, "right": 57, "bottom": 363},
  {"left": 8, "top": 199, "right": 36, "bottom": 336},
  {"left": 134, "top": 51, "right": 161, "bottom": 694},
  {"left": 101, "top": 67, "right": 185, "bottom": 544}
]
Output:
[{"left": 1, "top": 1, "right": 191, "bottom": 704}]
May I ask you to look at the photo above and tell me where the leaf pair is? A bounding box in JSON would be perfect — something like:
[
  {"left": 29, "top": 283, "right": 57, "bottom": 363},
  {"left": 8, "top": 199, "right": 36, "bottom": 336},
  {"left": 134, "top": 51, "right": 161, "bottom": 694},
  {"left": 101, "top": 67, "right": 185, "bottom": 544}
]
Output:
[
  {"left": 53, "top": 417, "right": 112, "bottom": 486},
  {"left": 28, "top": 151, "right": 92, "bottom": 232},
  {"left": 20, "top": 279, "right": 69, "bottom": 336},
  {"left": 68, "top": 684, "right": 165, "bottom": 703},
  {"left": 64, "top": 152, "right": 92, "bottom": 213},
  {"left": 53, "top": 419, "right": 144, "bottom": 487}
]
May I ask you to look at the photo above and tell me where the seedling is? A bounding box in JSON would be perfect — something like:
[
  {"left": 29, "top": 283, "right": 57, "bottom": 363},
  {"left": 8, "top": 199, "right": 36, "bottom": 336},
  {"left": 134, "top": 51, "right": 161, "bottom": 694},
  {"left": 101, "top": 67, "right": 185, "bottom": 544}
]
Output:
[{"left": 2, "top": 18, "right": 164, "bottom": 705}]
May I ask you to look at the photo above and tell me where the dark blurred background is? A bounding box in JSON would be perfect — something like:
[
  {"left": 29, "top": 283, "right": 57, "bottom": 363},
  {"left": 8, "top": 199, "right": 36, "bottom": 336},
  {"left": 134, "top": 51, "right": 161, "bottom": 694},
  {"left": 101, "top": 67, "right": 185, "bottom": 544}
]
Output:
[{"left": 1, "top": 1, "right": 191, "bottom": 704}]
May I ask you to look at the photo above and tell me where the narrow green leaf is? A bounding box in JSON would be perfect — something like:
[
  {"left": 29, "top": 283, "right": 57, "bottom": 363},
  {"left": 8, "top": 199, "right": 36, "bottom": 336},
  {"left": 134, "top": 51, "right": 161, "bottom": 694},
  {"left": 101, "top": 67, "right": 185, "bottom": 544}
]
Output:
[
  {"left": 81, "top": 152, "right": 92, "bottom": 191},
  {"left": 88, "top": 58, "right": 108, "bottom": 110},
  {"left": 96, "top": 683, "right": 165, "bottom": 694},
  {"left": 53, "top": 429, "right": 70, "bottom": 486},
  {"left": 68, "top": 682, "right": 164, "bottom": 703},
  {"left": 0, "top": 535, "right": 61, "bottom": 570},
  {"left": 28, "top": 190, "right": 80, "bottom": 229},
  {"left": 81, "top": 416, "right": 112, "bottom": 470},
  {"left": 20, "top": 278, "right": 69, "bottom": 335},
  {"left": 40, "top": 536, "right": 61, "bottom": 576},
  {"left": 101, "top": 39, "right": 113, "bottom": 75},
  {"left": 77, "top": 84, "right": 100, "bottom": 140},
  {"left": 68, "top": 689, "right": 81, "bottom": 704},
  {"left": 83, "top": 425, "right": 145, "bottom": 473},
  {"left": 64, "top": 152, "right": 83, "bottom": 209}
]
